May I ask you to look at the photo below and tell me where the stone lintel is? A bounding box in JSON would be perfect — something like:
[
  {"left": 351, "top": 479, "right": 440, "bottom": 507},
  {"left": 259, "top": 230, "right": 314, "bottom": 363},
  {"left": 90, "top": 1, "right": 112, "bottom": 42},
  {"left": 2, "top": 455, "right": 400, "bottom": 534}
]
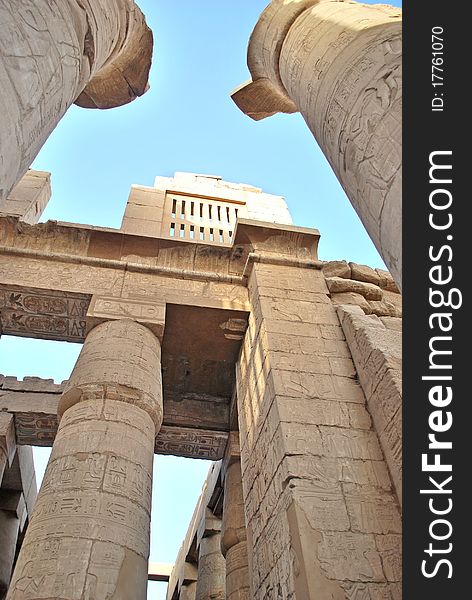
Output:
[
  {"left": 0, "top": 170, "right": 51, "bottom": 224},
  {"left": 234, "top": 218, "right": 320, "bottom": 261},
  {"left": 73, "top": 2, "right": 153, "bottom": 110},
  {"left": 231, "top": 0, "right": 317, "bottom": 118},
  {"left": 0, "top": 214, "right": 319, "bottom": 285},
  {"left": 148, "top": 562, "right": 174, "bottom": 582},
  {"left": 0, "top": 388, "right": 229, "bottom": 461},
  {"left": 0, "top": 285, "right": 90, "bottom": 343}
]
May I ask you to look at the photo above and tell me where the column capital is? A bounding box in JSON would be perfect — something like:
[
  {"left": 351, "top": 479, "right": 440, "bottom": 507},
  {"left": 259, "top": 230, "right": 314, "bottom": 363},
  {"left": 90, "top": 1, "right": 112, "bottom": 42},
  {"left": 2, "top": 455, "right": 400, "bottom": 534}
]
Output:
[
  {"left": 73, "top": 0, "right": 152, "bottom": 110},
  {"left": 197, "top": 507, "right": 222, "bottom": 548},
  {"left": 231, "top": 0, "right": 318, "bottom": 119},
  {"left": 59, "top": 318, "right": 163, "bottom": 431},
  {"left": 86, "top": 295, "right": 166, "bottom": 341}
]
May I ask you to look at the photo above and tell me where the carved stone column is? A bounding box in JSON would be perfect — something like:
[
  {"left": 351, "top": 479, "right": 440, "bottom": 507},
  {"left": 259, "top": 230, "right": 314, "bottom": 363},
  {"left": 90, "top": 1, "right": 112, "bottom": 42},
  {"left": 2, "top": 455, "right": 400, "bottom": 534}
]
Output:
[
  {"left": 195, "top": 510, "right": 226, "bottom": 600},
  {"left": 0, "top": 492, "right": 25, "bottom": 600},
  {"left": 0, "top": 0, "right": 153, "bottom": 202},
  {"left": 232, "top": 0, "right": 402, "bottom": 289},
  {"left": 221, "top": 435, "right": 250, "bottom": 600},
  {"left": 6, "top": 318, "right": 162, "bottom": 600}
]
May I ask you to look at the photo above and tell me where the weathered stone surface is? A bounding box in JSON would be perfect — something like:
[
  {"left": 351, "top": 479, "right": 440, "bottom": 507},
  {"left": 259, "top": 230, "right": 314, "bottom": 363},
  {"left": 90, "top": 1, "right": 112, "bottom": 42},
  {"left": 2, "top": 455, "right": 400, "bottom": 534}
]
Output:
[
  {"left": 60, "top": 319, "right": 163, "bottom": 430},
  {"left": 337, "top": 306, "right": 402, "bottom": 505},
  {"left": 195, "top": 532, "right": 226, "bottom": 600},
  {"left": 0, "top": 0, "right": 153, "bottom": 202},
  {"left": 326, "top": 277, "right": 383, "bottom": 301},
  {"left": 379, "top": 317, "right": 402, "bottom": 332},
  {"left": 221, "top": 460, "right": 250, "bottom": 600},
  {"left": 0, "top": 381, "right": 230, "bottom": 460},
  {"left": 376, "top": 269, "right": 400, "bottom": 293},
  {"left": 322, "top": 260, "right": 351, "bottom": 279},
  {"left": 233, "top": 0, "right": 402, "bottom": 289},
  {"left": 0, "top": 284, "right": 90, "bottom": 343},
  {"left": 331, "top": 292, "right": 372, "bottom": 314},
  {"left": 0, "top": 164, "right": 403, "bottom": 599},
  {"left": 7, "top": 319, "right": 162, "bottom": 600},
  {"left": 349, "top": 263, "right": 381, "bottom": 286},
  {"left": 0, "top": 170, "right": 51, "bottom": 224},
  {"left": 0, "top": 499, "right": 21, "bottom": 599},
  {"left": 7, "top": 400, "right": 155, "bottom": 600},
  {"left": 236, "top": 262, "right": 401, "bottom": 598}
]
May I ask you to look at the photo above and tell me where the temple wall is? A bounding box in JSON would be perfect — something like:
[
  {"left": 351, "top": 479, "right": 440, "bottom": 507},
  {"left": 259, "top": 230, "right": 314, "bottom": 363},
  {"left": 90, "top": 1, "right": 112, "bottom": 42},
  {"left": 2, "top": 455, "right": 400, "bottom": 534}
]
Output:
[{"left": 236, "top": 262, "right": 401, "bottom": 599}]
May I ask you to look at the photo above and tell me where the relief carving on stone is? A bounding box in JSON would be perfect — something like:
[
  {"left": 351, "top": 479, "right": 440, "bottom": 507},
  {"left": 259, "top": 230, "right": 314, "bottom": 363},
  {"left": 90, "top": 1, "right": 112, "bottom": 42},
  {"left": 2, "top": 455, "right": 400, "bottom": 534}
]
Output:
[{"left": 0, "top": 285, "right": 90, "bottom": 342}]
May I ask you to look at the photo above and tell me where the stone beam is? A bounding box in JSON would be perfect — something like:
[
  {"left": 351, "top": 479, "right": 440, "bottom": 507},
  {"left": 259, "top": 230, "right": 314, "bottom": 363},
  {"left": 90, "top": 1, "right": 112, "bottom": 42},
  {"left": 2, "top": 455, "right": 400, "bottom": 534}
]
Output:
[
  {"left": 0, "top": 0, "right": 153, "bottom": 202},
  {"left": 148, "top": 562, "right": 173, "bottom": 582},
  {"left": 0, "top": 171, "right": 51, "bottom": 225},
  {"left": 0, "top": 285, "right": 90, "bottom": 343},
  {"left": 0, "top": 379, "right": 229, "bottom": 461},
  {"left": 232, "top": 0, "right": 402, "bottom": 289}
]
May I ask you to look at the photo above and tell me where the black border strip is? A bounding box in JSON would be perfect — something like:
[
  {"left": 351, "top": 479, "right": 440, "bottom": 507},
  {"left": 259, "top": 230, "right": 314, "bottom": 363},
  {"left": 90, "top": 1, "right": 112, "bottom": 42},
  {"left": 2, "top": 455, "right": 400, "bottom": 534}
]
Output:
[{"left": 403, "top": 3, "right": 467, "bottom": 597}]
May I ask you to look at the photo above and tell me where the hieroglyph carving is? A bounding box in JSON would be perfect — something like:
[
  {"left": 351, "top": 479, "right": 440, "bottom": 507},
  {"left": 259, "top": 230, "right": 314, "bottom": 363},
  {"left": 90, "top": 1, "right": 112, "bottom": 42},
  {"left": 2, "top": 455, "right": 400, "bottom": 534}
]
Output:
[{"left": 0, "top": 285, "right": 90, "bottom": 342}]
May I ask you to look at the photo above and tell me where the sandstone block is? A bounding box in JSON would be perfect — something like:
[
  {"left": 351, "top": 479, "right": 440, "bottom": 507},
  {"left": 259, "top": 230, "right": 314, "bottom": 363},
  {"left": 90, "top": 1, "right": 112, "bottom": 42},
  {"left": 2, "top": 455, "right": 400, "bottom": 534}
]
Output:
[
  {"left": 376, "top": 269, "right": 400, "bottom": 293},
  {"left": 368, "top": 300, "right": 401, "bottom": 318},
  {"left": 331, "top": 292, "right": 372, "bottom": 313},
  {"left": 322, "top": 260, "right": 351, "bottom": 279},
  {"left": 317, "top": 532, "right": 385, "bottom": 582},
  {"left": 326, "top": 277, "right": 383, "bottom": 300},
  {"left": 350, "top": 263, "right": 381, "bottom": 286}
]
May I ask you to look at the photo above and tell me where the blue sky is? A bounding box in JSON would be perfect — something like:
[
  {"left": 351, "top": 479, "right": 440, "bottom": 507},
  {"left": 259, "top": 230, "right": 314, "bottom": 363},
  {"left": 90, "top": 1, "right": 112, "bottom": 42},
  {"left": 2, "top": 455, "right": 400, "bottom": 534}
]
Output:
[{"left": 0, "top": 1, "right": 402, "bottom": 598}]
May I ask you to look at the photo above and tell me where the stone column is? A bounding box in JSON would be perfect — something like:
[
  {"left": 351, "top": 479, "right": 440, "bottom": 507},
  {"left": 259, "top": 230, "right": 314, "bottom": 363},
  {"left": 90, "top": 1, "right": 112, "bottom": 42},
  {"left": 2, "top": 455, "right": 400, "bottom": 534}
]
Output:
[
  {"left": 0, "top": 0, "right": 153, "bottom": 202},
  {"left": 221, "top": 436, "right": 250, "bottom": 600},
  {"left": 6, "top": 318, "right": 162, "bottom": 600},
  {"left": 232, "top": 0, "right": 402, "bottom": 289},
  {"left": 0, "top": 492, "right": 25, "bottom": 600},
  {"left": 195, "top": 510, "right": 226, "bottom": 600},
  {"left": 236, "top": 259, "right": 401, "bottom": 599}
]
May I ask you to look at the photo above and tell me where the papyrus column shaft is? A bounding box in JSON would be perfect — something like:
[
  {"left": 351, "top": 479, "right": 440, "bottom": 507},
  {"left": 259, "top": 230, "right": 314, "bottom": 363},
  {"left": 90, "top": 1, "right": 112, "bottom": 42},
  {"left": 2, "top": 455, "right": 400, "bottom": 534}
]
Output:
[
  {"left": 6, "top": 319, "right": 162, "bottom": 600},
  {"left": 0, "top": 0, "right": 152, "bottom": 202},
  {"left": 221, "top": 461, "right": 250, "bottom": 600},
  {"left": 195, "top": 533, "right": 226, "bottom": 600},
  {"left": 232, "top": 0, "right": 402, "bottom": 288},
  {"left": 0, "top": 507, "right": 20, "bottom": 600}
]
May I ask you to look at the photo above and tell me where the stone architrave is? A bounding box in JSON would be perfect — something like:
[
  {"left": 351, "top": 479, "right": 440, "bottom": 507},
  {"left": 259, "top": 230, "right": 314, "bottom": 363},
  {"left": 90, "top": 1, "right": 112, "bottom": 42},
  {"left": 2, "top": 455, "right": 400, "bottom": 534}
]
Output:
[
  {"left": 6, "top": 319, "right": 163, "bottom": 600},
  {"left": 232, "top": 0, "right": 402, "bottom": 289},
  {"left": 221, "top": 449, "right": 250, "bottom": 600},
  {"left": 0, "top": 0, "right": 153, "bottom": 202}
]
